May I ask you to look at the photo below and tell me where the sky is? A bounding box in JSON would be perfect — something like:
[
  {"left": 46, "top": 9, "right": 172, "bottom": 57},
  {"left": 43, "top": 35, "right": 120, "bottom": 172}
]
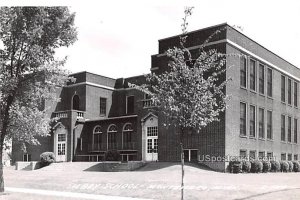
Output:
[{"left": 1, "top": 0, "right": 300, "bottom": 79}]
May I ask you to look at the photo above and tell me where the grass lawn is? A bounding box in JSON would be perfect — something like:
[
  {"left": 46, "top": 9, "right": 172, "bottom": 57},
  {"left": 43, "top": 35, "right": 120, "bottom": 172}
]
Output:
[{"left": 2, "top": 162, "right": 300, "bottom": 200}]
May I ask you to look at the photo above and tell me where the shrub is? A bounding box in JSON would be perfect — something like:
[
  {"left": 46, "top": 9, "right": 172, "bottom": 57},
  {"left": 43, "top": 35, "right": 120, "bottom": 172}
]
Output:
[
  {"left": 287, "top": 161, "right": 294, "bottom": 172},
  {"left": 270, "top": 160, "right": 281, "bottom": 172},
  {"left": 262, "top": 160, "right": 271, "bottom": 172},
  {"left": 242, "top": 160, "right": 251, "bottom": 173},
  {"left": 105, "top": 150, "right": 121, "bottom": 161},
  {"left": 250, "top": 160, "right": 263, "bottom": 173},
  {"left": 229, "top": 160, "right": 242, "bottom": 173},
  {"left": 292, "top": 161, "right": 300, "bottom": 172},
  {"left": 280, "top": 161, "right": 289, "bottom": 172},
  {"left": 40, "top": 152, "right": 55, "bottom": 167}
]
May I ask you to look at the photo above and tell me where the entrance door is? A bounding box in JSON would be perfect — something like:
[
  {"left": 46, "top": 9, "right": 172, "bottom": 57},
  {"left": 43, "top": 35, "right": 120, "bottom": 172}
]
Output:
[
  {"left": 146, "top": 137, "right": 158, "bottom": 161},
  {"left": 57, "top": 133, "right": 66, "bottom": 162},
  {"left": 142, "top": 114, "right": 158, "bottom": 162},
  {"left": 184, "top": 149, "right": 198, "bottom": 162},
  {"left": 54, "top": 123, "right": 67, "bottom": 162},
  {"left": 144, "top": 121, "right": 158, "bottom": 161}
]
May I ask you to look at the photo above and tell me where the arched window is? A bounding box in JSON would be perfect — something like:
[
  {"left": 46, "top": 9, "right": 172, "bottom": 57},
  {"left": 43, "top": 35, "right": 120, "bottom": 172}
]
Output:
[
  {"left": 93, "top": 126, "right": 102, "bottom": 151},
  {"left": 123, "top": 123, "right": 133, "bottom": 149},
  {"left": 72, "top": 95, "right": 80, "bottom": 110},
  {"left": 107, "top": 124, "right": 117, "bottom": 149}
]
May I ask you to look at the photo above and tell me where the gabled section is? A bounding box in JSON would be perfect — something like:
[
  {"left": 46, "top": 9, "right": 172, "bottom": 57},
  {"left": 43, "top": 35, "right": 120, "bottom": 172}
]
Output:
[{"left": 141, "top": 112, "right": 158, "bottom": 123}]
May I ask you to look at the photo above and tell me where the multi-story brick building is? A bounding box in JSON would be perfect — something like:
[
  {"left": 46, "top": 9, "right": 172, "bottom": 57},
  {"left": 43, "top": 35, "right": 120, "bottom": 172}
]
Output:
[{"left": 12, "top": 23, "right": 300, "bottom": 171}]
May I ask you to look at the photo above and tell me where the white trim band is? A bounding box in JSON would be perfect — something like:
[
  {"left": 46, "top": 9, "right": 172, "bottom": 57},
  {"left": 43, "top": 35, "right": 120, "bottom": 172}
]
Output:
[{"left": 226, "top": 39, "right": 300, "bottom": 82}]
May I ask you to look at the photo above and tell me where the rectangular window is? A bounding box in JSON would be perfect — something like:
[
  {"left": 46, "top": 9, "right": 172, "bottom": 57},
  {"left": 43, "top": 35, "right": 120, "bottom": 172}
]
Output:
[
  {"left": 250, "top": 59, "right": 256, "bottom": 91},
  {"left": 126, "top": 96, "right": 135, "bottom": 114},
  {"left": 295, "top": 118, "right": 298, "bottom": 144},
  {"left": 240, "top": 57, "right": 247, "bottom": 88},
  {"left": 259, "top": 108, "right": 264, "bottom": 138},
  {"left": 259, "top": 64, "right": 264, "bottom": 94},
  {"left": 23, "top": 154, "right": 31, "bottom": 162},
  {"left": 281, "top": 75, "right": 286, "bottom": 102},
  {"left": 100, "top": 97, "right": 107, "bottom": 116},
  {"left": 281, "top": 153, "right": 286, "bottom": 161},
  {"left": 240, "top": 102, "right": 247, "bottom": 136},
  {"left": 267, "top": 110, "right": 272, "bottom": 139},
  {"left": 258, "top": 151, "right": 265, "bottom": 159},
  {"left": 250, "top": 105, "right": 256, "bottom": 137},
  {"left": 267, "top": 152, "right": 273, "bottom": 159},
  {"left": 288, "top": 79, "right": 292, "bottom": 105},
  {"left": 240, "top": 150, "right": 247, "bottom": 159},
  {"left": 294, "top": 82, "right": 298, "bottom": 107},
  {"left": 267, "top": 68, "right": 272, "bottom": 97},
  {"left": 249, "top": 151, "right": 256, "bottom": 160},
  {"left": 288, "top": 154, "right": 292, "bottom": 161},
  {"left": 288, "top": 116, "right": 292, "bottom": 142},
  {"left": 281, "top": 115, "right": 286, "bottom": 141},
  {"left": 294, "top": 154, "right": 298, "bottom": 160},
  {"left": 147, "top": 126, "right": 158, "bottom": 136}
]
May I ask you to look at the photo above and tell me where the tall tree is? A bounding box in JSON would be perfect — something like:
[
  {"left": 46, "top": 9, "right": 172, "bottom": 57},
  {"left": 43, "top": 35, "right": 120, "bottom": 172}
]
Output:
[
  {"left": 0, "top": 7, "right": 77, "bottom": 192},
  {"left": 131, "top": 7, "right": 229, "bottom": 200}
]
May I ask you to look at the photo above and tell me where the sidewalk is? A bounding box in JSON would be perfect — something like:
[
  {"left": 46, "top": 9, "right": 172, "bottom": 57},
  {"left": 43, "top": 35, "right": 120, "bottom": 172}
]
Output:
[{"left": 4, "top": 187, "right": 152, "bottom": 200}]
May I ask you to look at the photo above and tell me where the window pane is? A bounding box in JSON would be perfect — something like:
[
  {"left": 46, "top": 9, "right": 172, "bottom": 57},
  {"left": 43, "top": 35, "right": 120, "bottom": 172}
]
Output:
[
  {"left": 240, "top": 57, "right": 247, "bottom": 88},
  {"left": 250, "top": 60, "right": 256, "bottom": 91},
  {"left": 281, "top": 153, "right": 286, "bottom": 161},
  {"left": 250, "top": 105, "right": 256, "bottom": 137},
  {"left": 249, "top": 151, "right": 256, "bottom": 160},
  {"left": 240, "top": 103, "right": 246, "bottom": 136},
  {"left": 288, "top": 116, "right": 292, "bottom": 142},
  {"left": 147, "top": 126, "right": 158, "bottom": 136},
  {"left": 58, "top": 134, "right": 66, "bottom": 142},
  {"left": 281, "top": 115, "right": 285, "bottom": 141},
  {"left": 240, "top": 150, "right": 247, "bottom": 158},
  {"left": 288, "top": 79, "right": 292, "bottom": 104},
  {"left": 267, "top": 111, "right": 272, "bottom": 139},
  {"left": 294, "top": 82, "right": 298, "bottom": 107},
  {"left": 295, "top": 118, "right": 298, "bottom": 143},
  {"left": 281, "top": 75, "right": 285, "bottom": 102},
  {"left": 267, "top": 68, "right": 272, "bottom": 97},
  {"left": 127, "top": 96, "right": 135, "bottom": 114},
  {"left": 259, "top": 108, "right": 264, "bottom": 138},
  {"left": 259, "top": 64, "right": 264, "bottom": 94},
  {"left": 100, "top": 97, "right": 107, "bottom": 116}
]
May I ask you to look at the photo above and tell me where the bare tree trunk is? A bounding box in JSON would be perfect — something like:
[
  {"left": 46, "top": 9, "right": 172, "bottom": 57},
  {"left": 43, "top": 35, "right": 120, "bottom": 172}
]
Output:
[
  {"left": 180, "top": 127, "right": 184, "bottom": 200},
  {"left": 180, "top": 142, "right": 184, "bottom": 200},
  {"left": 0, "top": 142, "right": 4, "bottom": 192}
]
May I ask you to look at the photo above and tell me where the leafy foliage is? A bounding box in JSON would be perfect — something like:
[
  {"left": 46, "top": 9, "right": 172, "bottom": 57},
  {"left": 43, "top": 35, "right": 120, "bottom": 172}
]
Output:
[
  {"left": 270, "top": 160, "right": 281, "bottom": 172},
  {"left": 250, "top": 160, "right": 263, "bottom": 173},
  {"left": 280, "top": 161, "right": 289, "bottom": 172},
  {"left": 242, "top": 160, "right": 251, "bottom": 173},
  {"left": 40, "top": 151, "right": 55, "bottom": 167},
  {"left": 262, "top": 160, "right": 271, "bottom": 172},
  {"left": 0, "top": 7, "right": 77, "bottom": 192},
  {"left": 0, "top": 7, "right": 77, "bottom": 146}
]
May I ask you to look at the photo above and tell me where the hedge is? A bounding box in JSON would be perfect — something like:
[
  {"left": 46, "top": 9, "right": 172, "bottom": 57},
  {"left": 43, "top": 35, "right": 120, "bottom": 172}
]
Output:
[
  {"left": 262, "top": 160, "right": 271, "bottom": 172},
  {"left": 293, "top": 161, "right": 300, "bottom": 172},
  {"left": 280, "top": 161, "right": 289, "bottom": 172},
  {"left": 270, "top": 160, "right": 281, "bottom": 172},
  {"left": 250, "top": 160, "right": 263, "bottom": 173},
  {"left": 242, "top": 160, "right": 251, "bottom": 173},
  {"left": 229, "top": 160, "right": 242, "bottom": 173},
  {"left": 40, "top": 152, "right": 55, "bottom": 167}
]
